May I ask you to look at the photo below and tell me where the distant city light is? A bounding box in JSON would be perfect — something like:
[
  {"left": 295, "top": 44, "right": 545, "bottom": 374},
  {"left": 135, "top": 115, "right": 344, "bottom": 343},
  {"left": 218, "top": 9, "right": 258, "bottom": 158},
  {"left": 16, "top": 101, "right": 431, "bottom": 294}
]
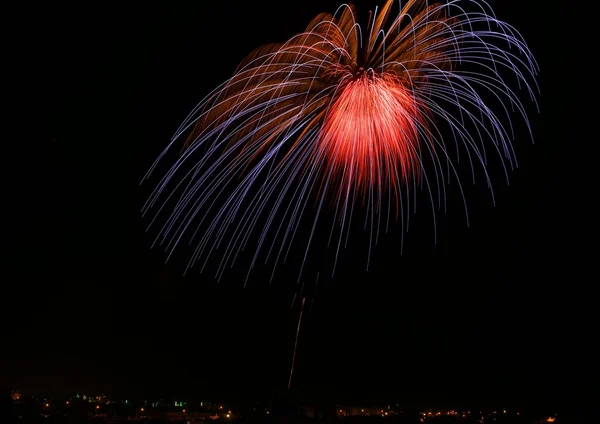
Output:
[{"left": 7, "top": 397, "right": 562, "bottom": 423}]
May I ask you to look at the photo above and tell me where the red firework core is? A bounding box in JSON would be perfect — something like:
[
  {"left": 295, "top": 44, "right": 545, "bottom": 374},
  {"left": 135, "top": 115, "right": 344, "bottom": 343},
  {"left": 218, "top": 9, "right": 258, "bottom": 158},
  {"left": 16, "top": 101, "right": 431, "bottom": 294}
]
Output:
[{"left": 319, "top": 72, "right": 424, "bottom": 199}]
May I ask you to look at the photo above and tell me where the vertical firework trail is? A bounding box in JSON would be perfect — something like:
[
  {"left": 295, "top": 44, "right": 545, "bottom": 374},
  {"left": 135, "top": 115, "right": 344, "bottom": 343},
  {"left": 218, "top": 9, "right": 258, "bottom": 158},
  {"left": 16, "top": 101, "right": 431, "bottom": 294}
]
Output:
[
  {"left": 142, "top": 0, "right": 539, "bottom": 283},
  {"left": 288, "top": 297, "right": 306, "bottom": 390}
]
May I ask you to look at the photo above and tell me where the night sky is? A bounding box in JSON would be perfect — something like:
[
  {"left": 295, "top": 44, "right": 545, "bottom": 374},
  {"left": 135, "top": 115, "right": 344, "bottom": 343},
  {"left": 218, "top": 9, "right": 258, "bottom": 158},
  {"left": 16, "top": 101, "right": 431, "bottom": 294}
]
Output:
[{"left": 5, "top": 0, "right": 593, "bottom": 414}]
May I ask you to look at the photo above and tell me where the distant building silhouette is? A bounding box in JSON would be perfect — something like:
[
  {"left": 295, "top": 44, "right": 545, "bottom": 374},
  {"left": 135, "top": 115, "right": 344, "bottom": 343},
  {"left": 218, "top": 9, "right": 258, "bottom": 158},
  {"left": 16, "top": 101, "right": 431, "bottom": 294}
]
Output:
[{"left": 271, "top": 391, "right": 298, "bottom": 416}]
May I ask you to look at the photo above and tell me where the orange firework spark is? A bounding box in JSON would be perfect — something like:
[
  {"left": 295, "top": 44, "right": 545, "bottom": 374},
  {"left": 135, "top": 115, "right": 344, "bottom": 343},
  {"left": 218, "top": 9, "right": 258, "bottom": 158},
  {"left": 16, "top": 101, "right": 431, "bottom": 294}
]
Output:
[{"left": 143, "top": 0, "right": 539, "bottom": 282}]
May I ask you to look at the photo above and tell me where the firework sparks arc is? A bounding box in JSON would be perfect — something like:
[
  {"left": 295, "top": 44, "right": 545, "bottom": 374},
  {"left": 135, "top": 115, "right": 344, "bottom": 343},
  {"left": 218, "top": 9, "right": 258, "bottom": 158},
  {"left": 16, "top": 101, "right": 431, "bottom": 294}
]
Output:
[{"left": 142, "top": 0, "right": 539, "bottom": 283}]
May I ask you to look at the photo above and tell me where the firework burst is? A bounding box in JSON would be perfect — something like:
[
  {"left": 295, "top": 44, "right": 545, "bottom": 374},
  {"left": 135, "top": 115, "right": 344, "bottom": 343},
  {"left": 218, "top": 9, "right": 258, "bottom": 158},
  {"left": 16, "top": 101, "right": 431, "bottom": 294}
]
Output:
[{"left": 142, "top": 0, "right": 539, "bottom": 283}]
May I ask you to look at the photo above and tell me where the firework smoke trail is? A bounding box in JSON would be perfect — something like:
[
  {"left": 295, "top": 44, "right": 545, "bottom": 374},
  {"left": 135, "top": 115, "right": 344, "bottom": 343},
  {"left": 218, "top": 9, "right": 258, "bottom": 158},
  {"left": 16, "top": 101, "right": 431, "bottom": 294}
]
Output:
[{"left": 142, "top": 0, "right": 539, "bottom": 282}]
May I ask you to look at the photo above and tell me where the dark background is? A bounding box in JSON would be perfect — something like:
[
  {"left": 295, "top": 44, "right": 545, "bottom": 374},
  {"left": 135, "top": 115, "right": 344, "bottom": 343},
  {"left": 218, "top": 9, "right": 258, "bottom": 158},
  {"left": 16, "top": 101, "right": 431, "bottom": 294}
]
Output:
[{"left": 5, "top": 0, "right": 593, "bottom": 415}]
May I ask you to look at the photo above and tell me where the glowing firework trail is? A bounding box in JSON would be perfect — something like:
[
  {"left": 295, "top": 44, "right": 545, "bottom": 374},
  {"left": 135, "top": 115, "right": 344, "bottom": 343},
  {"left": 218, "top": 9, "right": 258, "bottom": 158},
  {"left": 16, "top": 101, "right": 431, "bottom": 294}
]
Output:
[
  {"left": 142, "top": 0, "right": 539, "bottom": 281},
  {"left": 288, "top": 296, "right": 306, "bottom": 390}
]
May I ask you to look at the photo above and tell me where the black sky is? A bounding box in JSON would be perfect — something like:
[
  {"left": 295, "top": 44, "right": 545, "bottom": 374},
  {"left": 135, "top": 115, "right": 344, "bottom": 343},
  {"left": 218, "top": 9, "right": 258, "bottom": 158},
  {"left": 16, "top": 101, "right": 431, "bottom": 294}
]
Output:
[{"left": 5, "top": 0, "right": 594, "bottom": 414}]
